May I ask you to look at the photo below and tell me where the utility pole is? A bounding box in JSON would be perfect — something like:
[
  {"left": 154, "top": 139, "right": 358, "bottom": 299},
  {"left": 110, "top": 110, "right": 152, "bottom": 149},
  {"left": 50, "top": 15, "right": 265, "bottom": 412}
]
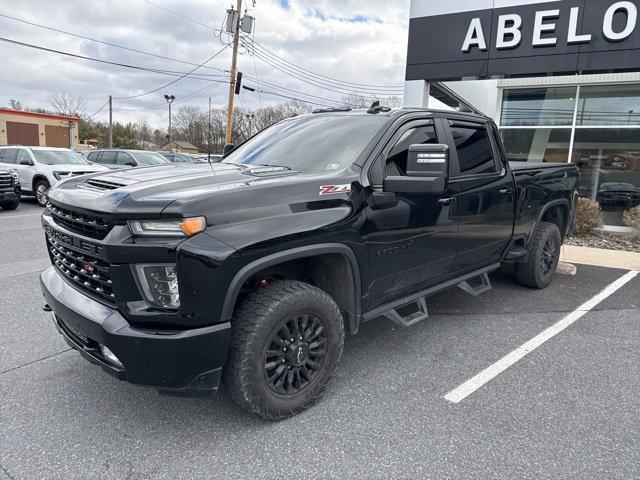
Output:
[
  {"left": 108, "top": 95, "right": 113, "bottom": 148},
  {"left": 164, "top": 94, "right": 175, "bottom": 146},
  {"left": 208, "top": 97, "right": 212, "bottom": 164},
  {"left": 225, "top": 0, "right": 243, "bottom": 146}
]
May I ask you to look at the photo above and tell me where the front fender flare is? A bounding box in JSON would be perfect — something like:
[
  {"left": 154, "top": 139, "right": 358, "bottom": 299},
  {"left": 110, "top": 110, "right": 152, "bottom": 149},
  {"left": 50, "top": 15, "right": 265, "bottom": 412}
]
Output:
[{"left": 221, "top": 243, "right": 362, "bottom": 333}]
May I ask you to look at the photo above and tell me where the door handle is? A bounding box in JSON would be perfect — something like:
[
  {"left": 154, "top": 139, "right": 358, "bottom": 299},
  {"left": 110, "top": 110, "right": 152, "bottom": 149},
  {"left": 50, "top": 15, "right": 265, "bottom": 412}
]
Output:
[
  {"left": 438, "top": 197, "right": 454, "bottom": 206},
  {"left": 499, "top": 188, "right": 513, "bottom": 195}
]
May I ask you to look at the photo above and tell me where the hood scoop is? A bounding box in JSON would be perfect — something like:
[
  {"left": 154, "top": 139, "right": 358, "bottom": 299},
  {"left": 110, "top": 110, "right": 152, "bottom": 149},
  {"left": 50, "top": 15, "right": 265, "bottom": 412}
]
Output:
[{"left": 84, "top": 178, "right": 131, "bottom": 191}]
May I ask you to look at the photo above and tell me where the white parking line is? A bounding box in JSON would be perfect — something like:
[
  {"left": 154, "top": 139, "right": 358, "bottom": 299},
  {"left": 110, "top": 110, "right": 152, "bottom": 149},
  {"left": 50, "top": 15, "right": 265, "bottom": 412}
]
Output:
[
  {"left": 444, "top": 270, "right": 640, "bottom": 404},
  {"left": 0, "top": 213, "right": 42, "bottom": 220}
]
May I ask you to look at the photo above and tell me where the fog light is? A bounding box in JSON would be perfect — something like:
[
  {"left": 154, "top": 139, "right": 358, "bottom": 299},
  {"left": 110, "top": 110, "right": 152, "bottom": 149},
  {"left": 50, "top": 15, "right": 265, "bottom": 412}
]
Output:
[
  {"left": 99, "top": 345, "right": 123, "bottom": 369},
  {"left": 133, "top": 264, "right": 180, "bottom": 309}
]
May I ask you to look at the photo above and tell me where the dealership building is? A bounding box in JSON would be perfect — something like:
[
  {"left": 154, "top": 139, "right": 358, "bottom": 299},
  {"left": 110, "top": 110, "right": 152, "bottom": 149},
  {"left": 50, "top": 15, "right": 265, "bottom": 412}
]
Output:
[{"left": 404, "top": 0, "right": 640, "bottom": 228}]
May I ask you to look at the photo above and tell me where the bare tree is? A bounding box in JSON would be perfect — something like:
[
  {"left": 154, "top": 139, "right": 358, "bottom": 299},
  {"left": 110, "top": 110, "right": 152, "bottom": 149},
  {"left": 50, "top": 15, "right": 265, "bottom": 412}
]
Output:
[
  {"left": 9, "top": 99, "right": 23, "bottom": 110},
  {"left": 48, "top": 92, "right": 87, "bottom": 117},
  {"left": 342, "top": 93, "right": 403, "bottom": 109}
]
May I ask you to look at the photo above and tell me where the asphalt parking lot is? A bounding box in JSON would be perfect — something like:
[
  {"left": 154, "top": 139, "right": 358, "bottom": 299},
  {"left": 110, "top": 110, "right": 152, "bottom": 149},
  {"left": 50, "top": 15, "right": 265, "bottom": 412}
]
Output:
[{"left": 1, "top": 201, "right": 639, "bottom": 479}]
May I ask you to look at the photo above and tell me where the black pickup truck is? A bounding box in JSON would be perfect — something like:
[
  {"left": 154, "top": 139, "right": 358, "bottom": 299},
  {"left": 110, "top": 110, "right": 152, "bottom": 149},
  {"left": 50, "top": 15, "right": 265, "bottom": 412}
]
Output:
[{"left": 40, "top": 108, "right": 578, "bottom": 419}]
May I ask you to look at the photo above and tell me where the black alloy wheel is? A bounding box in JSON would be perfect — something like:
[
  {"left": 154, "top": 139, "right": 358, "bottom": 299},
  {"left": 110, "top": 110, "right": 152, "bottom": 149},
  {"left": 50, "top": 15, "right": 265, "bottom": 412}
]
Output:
[{"left": 263, "top": 313, "right": 328, "bottom": 395}]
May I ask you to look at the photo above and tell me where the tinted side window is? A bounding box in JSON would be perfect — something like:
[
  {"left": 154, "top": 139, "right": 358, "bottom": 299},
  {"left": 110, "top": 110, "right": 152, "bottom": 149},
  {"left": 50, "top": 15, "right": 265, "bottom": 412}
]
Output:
[
  {"left": 117, "top": 152, "right": 134, "bottom": 166},
  {"left": 87, "top": 152, "right": 98, "bottom": 162},
  {"left": 2, "top": 149, "right": 19, "bottom": 164},
  {"left": 386, "top": 125, "right": 438, "bottom": 177},
  {"left": 101, "top": 151, "right": 117, "bottom": 164},
  {"left": 451, "top": 126, "right": 496, "bottom": 175}
]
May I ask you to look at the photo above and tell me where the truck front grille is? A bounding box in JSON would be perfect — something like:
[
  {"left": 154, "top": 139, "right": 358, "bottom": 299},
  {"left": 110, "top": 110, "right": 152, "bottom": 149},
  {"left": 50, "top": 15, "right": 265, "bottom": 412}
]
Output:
[
  {"left": 0, "top": 171, "right": 13, "bottom": 191},
  {"left": 48, "top": 202, "right": 113, "bottom": 240},
  {"left": 45, "top": 226, "right": 114, "bottom": 303}
]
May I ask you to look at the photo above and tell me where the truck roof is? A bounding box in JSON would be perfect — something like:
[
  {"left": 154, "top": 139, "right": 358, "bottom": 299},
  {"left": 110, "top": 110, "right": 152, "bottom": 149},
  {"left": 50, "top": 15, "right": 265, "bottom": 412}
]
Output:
[{"left": 310, "top": 107, "right": 489, "bottom": 122}]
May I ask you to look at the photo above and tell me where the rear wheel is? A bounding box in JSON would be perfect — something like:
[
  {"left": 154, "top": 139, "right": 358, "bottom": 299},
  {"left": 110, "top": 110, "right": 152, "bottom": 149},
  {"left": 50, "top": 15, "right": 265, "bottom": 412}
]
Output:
[
  {"left": 223, "top": 280, "right": 345, "bottom": 420},
  {"left": 34, "top": 180, "right": 50, "bottom": 207},
  {"left": 0, "top": 199, "right": 19, "bottom": 210},
  {"left": 514, "top": 222, "right": 561, "bottom": 289}
]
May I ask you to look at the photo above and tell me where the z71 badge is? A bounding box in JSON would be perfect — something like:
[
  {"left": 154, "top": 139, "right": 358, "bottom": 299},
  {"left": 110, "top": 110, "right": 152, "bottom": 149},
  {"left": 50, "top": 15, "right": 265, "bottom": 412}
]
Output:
[{"left": 319, "top": 184, "right": 351, "bottom": 196}]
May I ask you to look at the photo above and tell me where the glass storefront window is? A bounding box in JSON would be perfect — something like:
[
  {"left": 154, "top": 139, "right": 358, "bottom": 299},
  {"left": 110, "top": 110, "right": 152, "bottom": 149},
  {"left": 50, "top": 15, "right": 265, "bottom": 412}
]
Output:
[
  {"left": 572, "top": 128, "right": 640, "bottom": 226},
  {"left": 501, "top": 87, "right": 577, "bottom": 127},
  {"left": 577, "top": 84, "right": 640, "bottom": 126},
  {"left": 501, "top": 128, "right": 571, "bottom": 163}
]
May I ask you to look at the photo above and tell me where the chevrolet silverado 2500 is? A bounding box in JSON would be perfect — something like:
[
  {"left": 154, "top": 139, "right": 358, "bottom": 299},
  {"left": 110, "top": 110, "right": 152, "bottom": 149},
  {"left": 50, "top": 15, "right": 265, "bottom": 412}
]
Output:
[{"left": 40, "top": 108, "right": 578, "bottom": 419}]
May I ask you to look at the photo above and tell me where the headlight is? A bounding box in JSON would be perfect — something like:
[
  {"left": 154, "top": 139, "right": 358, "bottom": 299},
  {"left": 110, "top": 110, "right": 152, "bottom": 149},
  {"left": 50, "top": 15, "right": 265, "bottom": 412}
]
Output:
[
  {"left": 128, "top": 217, "right": 206, "bottom": 237},
  {"left": 133, "top": 264, "right": 180, "bottom": 309},
  {"left": 53, "top": 171, "right": 71, "bottom": 181},
  {"left": 10, "top": 171, "right": 19, "bottom": 183}
]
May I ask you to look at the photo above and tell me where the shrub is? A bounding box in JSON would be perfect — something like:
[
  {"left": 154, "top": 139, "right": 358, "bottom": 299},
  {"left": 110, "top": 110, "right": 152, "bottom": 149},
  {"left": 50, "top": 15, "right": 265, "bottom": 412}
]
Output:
[
  {"left": 574, "top": 197, "right": 603, "bottom": 236},
  {"left": 623, "top": 205, "right": 640, "bottom": 232}
]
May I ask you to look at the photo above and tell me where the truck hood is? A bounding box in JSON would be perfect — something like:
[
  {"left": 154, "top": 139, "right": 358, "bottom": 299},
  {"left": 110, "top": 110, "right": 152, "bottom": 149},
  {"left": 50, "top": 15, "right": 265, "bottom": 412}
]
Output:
[{"left": 47, "top": 163, "right": 357, "bottom": 224}]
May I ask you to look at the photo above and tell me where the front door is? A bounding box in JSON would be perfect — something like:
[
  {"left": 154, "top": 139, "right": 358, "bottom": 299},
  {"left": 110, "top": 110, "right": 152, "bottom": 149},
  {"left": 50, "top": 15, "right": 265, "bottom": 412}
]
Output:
[
  {"left": 445, "top": 121, "right": 515, "bottom": 270},
  {"left": 364, "top": 119, "right": 458, "bottom": 307}
]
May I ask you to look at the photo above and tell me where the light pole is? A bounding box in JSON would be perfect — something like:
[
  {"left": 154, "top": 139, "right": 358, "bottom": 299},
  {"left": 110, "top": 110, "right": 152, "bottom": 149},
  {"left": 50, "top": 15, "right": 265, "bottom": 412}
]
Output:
[{"left": 164, "top": 94, "right": 175, "bottom": 146}]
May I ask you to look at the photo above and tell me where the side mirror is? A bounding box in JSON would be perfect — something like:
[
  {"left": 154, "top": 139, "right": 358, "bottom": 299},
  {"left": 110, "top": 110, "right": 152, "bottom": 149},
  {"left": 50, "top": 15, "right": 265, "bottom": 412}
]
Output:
[
  {"left": 20, "top": 158, "right": 34, "bottom": 166},
  {"left": 383, "top": 144, "right": 449, "bottom": 194},
  {"left": 125, "top": 161, "right": 137, "bottom": 167},
  {"left": 223, "top": 143, "right": 235, "bottom": 156}
]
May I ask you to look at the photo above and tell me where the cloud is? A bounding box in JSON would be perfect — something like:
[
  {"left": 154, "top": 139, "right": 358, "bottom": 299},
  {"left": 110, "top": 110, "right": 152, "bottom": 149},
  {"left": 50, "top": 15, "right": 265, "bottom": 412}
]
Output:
[{"left": 0, "top": 0, "right": 411, "bottom": 127}]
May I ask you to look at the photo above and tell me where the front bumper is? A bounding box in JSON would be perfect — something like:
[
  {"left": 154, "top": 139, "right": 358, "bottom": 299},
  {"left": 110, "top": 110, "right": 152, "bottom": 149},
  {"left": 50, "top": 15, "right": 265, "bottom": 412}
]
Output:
[
  {"left": 40, "top": 266, "right": 231, "bottom": 396},
  {"left": 0, "top": 190, "right": 20, "bottom": 202}
]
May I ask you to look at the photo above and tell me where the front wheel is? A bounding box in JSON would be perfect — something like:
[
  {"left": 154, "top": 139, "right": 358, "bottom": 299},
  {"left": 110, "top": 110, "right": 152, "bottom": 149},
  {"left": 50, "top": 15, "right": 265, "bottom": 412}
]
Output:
[
  {"left": 0, "top": 199, "right": 19, "bottom": 210},
  {"left": 514, "top": 222, "right": 562, "bottom": 289},
  {"left": 35, "top": 180, "right": 50, "bottom": 207},
  {"left": 223, "top": 280, "right": 345, "bottom": 420}
]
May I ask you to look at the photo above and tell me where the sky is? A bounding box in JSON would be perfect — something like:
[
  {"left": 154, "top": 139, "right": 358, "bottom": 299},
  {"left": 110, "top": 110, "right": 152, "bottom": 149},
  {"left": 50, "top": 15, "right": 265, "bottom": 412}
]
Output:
[{"left": 0, "top": 0, "right": 413, "bottom": 127}]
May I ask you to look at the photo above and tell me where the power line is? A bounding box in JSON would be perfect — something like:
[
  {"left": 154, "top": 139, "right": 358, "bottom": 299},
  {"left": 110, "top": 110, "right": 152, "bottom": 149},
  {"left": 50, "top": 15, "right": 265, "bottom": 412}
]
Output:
[
  {"left": 244, "top": 44, "right": 401, "bottom": 99},
  {"left": 243, "top": 84, "right": 335, "bottom": 108},
  {"left": 113, "top": 45, "right": 229, "bottom": 99},
  {"left": 114, "top": 81, "right": 225, "bottom": 112},
  {"left": 143, "top": 0, "right": 215, "bottom": 31},
  {"left": 0, "top": 36, "right": 228, "bottom": 81},
  {"left": 141, "top": 0, "right": 405, "bottom": 93},
  {"left": 245, "top": 37, "right": 404, "bottom": 92},
  {"left": 87, "top": 99, "right": 110, "bottom": 119},
  {"left": 0, "top": 12, "right": 229, "bottom": 76}
]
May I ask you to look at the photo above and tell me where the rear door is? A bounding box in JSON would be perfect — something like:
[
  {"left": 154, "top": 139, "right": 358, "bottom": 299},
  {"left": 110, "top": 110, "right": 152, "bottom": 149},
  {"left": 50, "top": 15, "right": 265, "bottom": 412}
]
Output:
[
  {"left": 445, "top": 120, "right": 515, "bottom": 270},
  {"left": 100, "top": 151, "right": 119, "bottom": 169}
]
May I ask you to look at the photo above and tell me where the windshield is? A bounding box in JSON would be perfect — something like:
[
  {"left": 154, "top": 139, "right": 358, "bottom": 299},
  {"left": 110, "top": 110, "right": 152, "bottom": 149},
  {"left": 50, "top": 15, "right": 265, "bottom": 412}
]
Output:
[
  {"left": 132, "top": 152, "right": 171, "bottom": 165},
  {"left": 223, "top": 114, "right": 387, "bottom": 174},
  {"left": 32, "top": 150, "right": 90, "bottom": 165}
]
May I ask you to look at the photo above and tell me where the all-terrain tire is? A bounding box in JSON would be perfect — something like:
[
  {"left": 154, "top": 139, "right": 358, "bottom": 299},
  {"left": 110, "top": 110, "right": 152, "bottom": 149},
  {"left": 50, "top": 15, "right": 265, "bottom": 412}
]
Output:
[
  {"left": 0, "top": 199, "right": 19, "bottom": 210},
  {"left": 514, "top": 221, "right": 562, "bottom": 289},
  {"left": 223, "top": 280, "right": 345, "bottom": 420}
]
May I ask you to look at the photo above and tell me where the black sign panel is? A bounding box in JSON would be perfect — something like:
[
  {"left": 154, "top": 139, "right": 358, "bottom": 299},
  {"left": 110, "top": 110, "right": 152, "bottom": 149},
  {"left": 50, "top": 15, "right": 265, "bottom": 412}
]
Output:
[{"left": 406, "top": 0, "right": 640, "bottom": 81}]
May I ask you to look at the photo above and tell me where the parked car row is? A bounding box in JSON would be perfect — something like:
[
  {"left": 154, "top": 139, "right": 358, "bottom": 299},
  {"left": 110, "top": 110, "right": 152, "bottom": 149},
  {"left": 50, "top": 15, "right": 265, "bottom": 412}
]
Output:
[
  {"left": 0, "top": 146, "right": 222, "bottom": 210},
  {"left": 0, "top": 146, "right": 109, "bottom": 206}
]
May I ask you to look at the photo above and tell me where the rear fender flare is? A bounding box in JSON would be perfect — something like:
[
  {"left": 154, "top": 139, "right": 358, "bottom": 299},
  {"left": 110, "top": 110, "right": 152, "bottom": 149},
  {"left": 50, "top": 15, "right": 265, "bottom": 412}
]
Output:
[{"left": 532, "top": 199, "right": 571, "bottom": 241}]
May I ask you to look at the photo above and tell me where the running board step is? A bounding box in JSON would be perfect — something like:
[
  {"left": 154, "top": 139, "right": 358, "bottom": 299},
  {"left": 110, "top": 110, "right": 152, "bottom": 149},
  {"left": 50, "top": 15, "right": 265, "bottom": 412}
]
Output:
[
  {"left": 381, "top": 297, "right": 429, "bottom": 328},
  {"left": 457, "top": 272, "right": 492, "bottom": 296},
  {"left": 504, "top": 247, "right": 528, "bottom": 260}
]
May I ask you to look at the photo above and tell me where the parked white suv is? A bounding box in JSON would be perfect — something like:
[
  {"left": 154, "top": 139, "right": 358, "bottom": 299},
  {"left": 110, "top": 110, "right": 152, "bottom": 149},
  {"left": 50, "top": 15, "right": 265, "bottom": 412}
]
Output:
[{"left": 0, "top": 146, "right": 109, "bottom": 206}]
